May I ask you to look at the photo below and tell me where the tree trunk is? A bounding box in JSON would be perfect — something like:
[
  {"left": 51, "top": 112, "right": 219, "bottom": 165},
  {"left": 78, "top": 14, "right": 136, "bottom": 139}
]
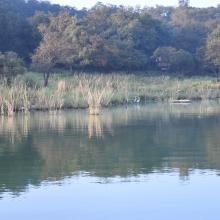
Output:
[
  {"left": 6, "top": 77, "right": 12, "bottom": 86},
  {"left": 44, "top": 72, "right": 50, "bottom": 87}
]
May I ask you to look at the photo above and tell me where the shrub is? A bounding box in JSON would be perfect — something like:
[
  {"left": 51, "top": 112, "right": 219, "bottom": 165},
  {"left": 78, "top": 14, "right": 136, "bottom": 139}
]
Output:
[
  {"left": 153, "top": 47, "right": 195, "bottom": 74},
  {"left": 0, "top": 51, "right": 26, "bottom": 84}
]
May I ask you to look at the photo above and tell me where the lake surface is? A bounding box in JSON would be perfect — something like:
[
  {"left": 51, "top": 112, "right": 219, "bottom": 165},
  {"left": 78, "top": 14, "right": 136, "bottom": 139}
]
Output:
[{"left": 1, "top": 102, "right": 220, "bottom": 219}]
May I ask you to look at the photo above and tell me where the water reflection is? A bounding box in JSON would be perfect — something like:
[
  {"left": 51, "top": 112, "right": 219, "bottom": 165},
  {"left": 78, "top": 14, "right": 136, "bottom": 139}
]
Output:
[{"left": 0, "top": 102, "right": 220, "bottom": 195}]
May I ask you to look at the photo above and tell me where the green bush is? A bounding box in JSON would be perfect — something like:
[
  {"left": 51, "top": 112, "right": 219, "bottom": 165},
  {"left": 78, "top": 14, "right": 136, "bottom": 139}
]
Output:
[
  {"left": 153, "top": 47, "right": 195, "bottom": 74},
  {"left": 0, "top": 51, "right": 26, "bottom": 83}
]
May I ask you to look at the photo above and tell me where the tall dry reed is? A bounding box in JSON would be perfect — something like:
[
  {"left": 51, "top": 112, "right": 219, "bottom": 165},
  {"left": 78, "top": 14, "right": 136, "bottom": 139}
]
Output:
[{"left": 78, "top": 75, "right": 115, "bottom": 115}]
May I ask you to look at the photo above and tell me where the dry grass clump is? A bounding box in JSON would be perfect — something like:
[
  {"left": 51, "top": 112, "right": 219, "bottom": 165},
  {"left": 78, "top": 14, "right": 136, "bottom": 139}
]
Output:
[
  {"left": 208, "top": 82, "right": 220, "bottom": 89},
  {"left": 0, "top": 83, "right": 30, "bottom": 116},
  {"left": 57, "top": 80, "right": 66, "bottom": 92},
  {"left": 78, "top": 74, "right": 115, "bottom": 115},
  {"left": 34, "top": 88, "right": 64, "bottom": 110}
]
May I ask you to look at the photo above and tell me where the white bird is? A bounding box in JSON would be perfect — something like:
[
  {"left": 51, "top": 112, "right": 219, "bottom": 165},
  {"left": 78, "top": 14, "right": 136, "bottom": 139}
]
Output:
[{"left": 134, "top": 96, "right": 141, "bottom": 104}]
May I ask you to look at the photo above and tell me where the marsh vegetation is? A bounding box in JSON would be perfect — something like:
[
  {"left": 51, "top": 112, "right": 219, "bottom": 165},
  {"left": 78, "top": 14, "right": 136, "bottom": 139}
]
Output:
[{"left": 0, "top": 72, "right": 220, "bottom": 115}]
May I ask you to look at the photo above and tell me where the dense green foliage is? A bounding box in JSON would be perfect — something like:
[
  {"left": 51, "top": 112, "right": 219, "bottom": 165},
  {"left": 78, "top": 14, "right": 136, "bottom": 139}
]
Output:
[
  {"left": 0, "top": 0, "right": 84, "bottom": 61},
  {"left": 206, "top": 27, "right": 220, "bottom": 72},
  {"left": 1, "top": 0, "right": 220, "bottom": 77},
  {"left": 0, "top": 51, "right": 25, "bottom": 83},
  {"left": 153, "top": 47, "right": 195, "bottom": 73}
]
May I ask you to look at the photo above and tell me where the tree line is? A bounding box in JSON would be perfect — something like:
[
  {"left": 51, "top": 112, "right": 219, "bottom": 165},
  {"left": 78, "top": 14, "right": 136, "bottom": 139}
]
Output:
[{"left": 1, "top": 0, "right": 220, "bottom": 84}]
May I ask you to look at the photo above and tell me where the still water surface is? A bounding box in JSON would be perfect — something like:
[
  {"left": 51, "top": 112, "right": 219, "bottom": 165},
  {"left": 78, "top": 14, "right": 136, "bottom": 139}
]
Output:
[{"left": 1, "top": 102, "right": 220, "bottom": 219}]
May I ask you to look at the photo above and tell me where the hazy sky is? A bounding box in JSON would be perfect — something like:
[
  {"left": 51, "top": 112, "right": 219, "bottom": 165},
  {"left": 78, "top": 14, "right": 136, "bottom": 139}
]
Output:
[{"left": 49, "top": 0, "right": 220, "bottom": 9}]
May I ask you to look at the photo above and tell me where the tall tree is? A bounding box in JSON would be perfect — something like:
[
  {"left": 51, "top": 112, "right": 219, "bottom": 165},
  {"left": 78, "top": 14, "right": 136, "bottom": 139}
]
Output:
[
  {"left": 0, "top": 0, "right": 84, "bottom": 62},
  {"left": 32, "top": 12, "right": 76, "bottom": 86},
  {"left": 206, "top": 26, "right": 220, "bottom": 75}
]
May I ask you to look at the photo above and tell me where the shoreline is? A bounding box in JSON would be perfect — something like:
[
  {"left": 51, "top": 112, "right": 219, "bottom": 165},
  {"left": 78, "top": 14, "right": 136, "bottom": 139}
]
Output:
[
  {"left": 1, "top": 73, "right": 220, "bottom": 116},
  {"left": 10, "top": 98, "right": 220, "bottom": 115}
]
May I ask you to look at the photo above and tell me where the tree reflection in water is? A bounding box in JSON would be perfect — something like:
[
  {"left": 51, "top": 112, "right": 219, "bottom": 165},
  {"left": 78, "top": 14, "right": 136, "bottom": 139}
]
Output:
[{"left": 0, "top": 102, "right": 220, "bottom": 195}]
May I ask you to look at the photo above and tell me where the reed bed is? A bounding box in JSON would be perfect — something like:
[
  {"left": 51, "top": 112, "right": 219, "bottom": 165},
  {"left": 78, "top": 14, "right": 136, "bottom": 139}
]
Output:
[
  {"left": 0, "top": 82, "right": 30, "bottom": 116},
  {"left": 78, "top": 75, "right": 115, "bottom": 115},
  {"left": 0, "top": 72, "right": 220, "bottom": 115}
]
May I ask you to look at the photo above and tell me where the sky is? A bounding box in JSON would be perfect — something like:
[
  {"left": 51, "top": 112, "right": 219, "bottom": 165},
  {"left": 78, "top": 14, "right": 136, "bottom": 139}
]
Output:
[{"left": 49, "top": 0, "right": 220, "bottom": 9}]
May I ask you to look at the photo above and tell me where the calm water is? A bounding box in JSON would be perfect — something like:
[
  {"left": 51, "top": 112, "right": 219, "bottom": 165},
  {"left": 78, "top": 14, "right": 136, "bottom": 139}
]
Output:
[{"left": 1, "top": 102, "right": 220, "bottom": 219}]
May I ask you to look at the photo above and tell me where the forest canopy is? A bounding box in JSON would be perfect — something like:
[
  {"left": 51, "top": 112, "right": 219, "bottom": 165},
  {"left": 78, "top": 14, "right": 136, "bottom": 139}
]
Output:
[{"left": 1, "top": 0, "right": 220, "bottom": 75}]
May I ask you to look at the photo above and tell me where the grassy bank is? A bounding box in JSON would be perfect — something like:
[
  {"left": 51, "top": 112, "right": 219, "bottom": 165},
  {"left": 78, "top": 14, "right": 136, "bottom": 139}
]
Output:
[{"left": 1, "top": 72, "right": 220, "bottom": 115}]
